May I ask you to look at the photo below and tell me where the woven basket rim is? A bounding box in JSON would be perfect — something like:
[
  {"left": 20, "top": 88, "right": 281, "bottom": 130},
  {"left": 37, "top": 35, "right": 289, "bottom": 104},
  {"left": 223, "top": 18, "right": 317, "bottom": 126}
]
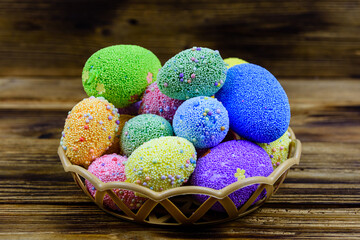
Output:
[{"left": 58, "top": 127, "right": 301, "bottom": 201}]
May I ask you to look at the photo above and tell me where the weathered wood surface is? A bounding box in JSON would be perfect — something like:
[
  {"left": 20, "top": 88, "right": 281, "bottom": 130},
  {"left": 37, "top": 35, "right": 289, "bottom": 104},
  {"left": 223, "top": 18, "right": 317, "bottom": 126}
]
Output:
[
  {"left": 0, "top": 77, "right": 360, "bottom": 239},
  {"left": 0, "top": 0, "right": 360, "bottom": 78}
]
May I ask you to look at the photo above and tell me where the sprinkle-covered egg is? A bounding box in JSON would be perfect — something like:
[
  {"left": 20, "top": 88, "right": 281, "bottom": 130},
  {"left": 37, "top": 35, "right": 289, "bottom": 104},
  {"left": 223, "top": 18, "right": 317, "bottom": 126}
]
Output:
[
  {"left": 121, "top": 114, "right": 173, "bottom": 156},
  {"left": 82, "top": 45, "right": 161, "bottom": 108},
  {"left": 257, "top": 130, "right": 292, "bottom": 169},
  {"left": 86, "top": 154, "right": 147, "bottom": 210},
  {"left": 157, "top": 47, "right": 227, "bottom": 100},
  {"left": 125, "top": 136, "right": 197, "bottom": 192},
  {"left": 190, "top": 140, "right": 273, "bottom": 212},
  {"left": 173, "top": 96, "right": 229, "bottom": 149},
  {"left": 139, "top": 82, "right": 184, "bottom": 122},
  {"left": 216, "top": 63, "right": 291, "bottom": 143},
  {"left": 60, "top": 96, "right": 119, "bottom": 168}
]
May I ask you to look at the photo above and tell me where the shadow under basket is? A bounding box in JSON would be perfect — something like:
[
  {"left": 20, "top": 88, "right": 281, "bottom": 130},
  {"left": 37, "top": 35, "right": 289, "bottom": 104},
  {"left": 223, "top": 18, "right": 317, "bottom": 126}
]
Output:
[{"left": 58, "top": 127, "right": 301, "bottom": 226}]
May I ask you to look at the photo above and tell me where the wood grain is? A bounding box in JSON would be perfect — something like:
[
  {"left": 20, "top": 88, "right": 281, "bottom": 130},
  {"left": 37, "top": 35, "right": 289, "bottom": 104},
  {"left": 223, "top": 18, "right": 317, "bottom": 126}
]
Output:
[
  {"left": 0, "top": 0, "right": 360, "bottom": 78},
  {"left": 0, "top": 77, "right": 360, "bottom": 238}
]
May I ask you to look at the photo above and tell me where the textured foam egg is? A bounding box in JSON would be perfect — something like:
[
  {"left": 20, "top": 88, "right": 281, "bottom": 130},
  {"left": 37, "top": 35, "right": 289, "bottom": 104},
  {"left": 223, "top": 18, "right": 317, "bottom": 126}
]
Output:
[
  {"left": 216, "top": 63, "right": 291, "bottom": 143},
  {"left": 157, "top": 47, "right": 227, "bottom": 100},
  {"left": 173, "top": 96, "right": 229, "bottom": 149},
  {"left": 86, "top": 154, "right": 147, "bottom": 210},
  {"left": 60, "top": 97, "right": 120, "bottom": 168},
  {"left": 121, "top": 114, "right": 173, "bottom": 156},
  {"left": 224, "top": 57, "right": 248, "bottom": 69},
  {"left": 257, "top": 130, "right": 292, "bottom": 169},
  {"left": 139, "top": 82, "right": 184, "bottom": 122},
  {"left": 125, "top": 136, "right": 197, "bottom": 192},
  {"left": 190, "top": 140, "right": 273, "bottom": 212},
  {"left": 105, "top": 114, "right": 134, "bottom": 155},
  {"left": 82, "top": 45, "right": 161, "bottom": 108}
]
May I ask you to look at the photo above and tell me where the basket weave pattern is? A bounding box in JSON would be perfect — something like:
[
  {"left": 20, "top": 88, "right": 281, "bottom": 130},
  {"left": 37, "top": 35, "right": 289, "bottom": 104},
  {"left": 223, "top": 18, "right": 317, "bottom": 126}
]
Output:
[{"left": 58, "top": 128, "right": 301, "bottom": 226}]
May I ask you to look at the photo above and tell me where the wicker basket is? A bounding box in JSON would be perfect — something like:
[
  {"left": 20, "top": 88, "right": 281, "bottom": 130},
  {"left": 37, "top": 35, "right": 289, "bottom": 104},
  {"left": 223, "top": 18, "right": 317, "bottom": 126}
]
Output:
[{"left": 58, "top": 127, "right": 301, "bottom": 226}]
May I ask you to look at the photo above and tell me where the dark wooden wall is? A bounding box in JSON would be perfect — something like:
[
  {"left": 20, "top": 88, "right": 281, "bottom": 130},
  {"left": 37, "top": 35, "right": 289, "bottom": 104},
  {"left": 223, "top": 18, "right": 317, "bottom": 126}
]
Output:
[{"left": 0, "top": 0, "right": 359, "bottom": 78}]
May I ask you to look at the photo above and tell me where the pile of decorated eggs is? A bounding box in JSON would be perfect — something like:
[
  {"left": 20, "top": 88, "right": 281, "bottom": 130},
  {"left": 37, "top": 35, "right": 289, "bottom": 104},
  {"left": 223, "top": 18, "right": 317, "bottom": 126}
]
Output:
[{"left": 60, "top": 45, "right": 292, "bottom": 212}]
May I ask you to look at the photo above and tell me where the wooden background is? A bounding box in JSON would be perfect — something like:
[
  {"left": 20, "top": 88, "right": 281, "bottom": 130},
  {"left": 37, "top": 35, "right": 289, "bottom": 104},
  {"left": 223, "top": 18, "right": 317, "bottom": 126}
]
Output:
[
  {"left": 0, "top": 0, "right": 359, "bottom": 78},
  {"left": 1, "top": 1, "right": 360, "bottom": 239}
]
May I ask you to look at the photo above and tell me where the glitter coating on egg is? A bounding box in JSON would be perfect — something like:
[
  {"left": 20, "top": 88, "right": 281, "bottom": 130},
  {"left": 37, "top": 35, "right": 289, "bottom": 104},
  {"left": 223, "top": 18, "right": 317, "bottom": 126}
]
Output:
[
  {"left": 190, "top": 140, "right": 273, "bottom": 212},
  {"left": 125, "top": 136, "right": 197, "bottom": 192},
  {"left": 60, "top": 97, "right": 119, "bottom": 168},
  {"left": 257, "top": 130, "right": 292, "bottom": 169},
  {"left": 157, "top": 47, "right": 227, "bottom": 100},
  {"left": 86, "top": 154, "right": 147, "bottom": 210},
  {"left": 173, "top": 96, "right": 229, "bottom": 149},
  {"left": 139, "top": 82, "right": 184, "bottom": 122},
  {"left": 82, "top": 45, "right": 161, "bottom": 108},
  {"left": 216, "top": 63, "right": 291, "bottom": 143},
  {"left": 121, "top": 114, "right": 174, "bottom": 156}
]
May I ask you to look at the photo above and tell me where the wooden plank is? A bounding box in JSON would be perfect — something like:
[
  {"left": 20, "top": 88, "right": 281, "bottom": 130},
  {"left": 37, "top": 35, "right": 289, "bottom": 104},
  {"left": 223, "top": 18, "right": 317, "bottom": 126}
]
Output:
[
  {"left": 0, "top": 1, "right": 359, "bottom": 78},
  {"left": 0, "top": 77, "right": 86, "bottom": 110},
  {"left": 1, "top": 205, "right": 360, "bottom": 239}
]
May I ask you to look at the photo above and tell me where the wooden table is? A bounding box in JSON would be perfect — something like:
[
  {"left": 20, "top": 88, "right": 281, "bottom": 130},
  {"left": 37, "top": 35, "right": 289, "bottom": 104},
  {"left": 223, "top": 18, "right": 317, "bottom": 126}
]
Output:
[{"left": 0, "top": 77, "right": 359, "bottom": 239}]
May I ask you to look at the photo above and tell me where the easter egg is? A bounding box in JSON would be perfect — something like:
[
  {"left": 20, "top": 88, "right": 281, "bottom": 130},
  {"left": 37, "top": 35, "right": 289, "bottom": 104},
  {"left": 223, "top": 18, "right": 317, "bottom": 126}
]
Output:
[
  {"left": 190, "top": 140, "right": 273, "bottom": 212},
  {"left": 157, "top": 47, "right": 227, "bottom": 100},
  {"left": 257, "top": 130, "right": 292, "bottom": 169},
  {"left": 121, "top": 114, "right": 173, "bottom": 156},
  {"left": 60, "top": 97, "right": 119, "bottom": 168},
  {"left": 125, "top": 136, "right": 197, "bottom": 191},
  {"left": 173, "top": 96, "right": 229, "bottom": 148},
  {"left": 139, "top": 82, "right": 184, "bottom": 122},
  {"left": 86, "top": 154, "right": 146, "bottom": 210},
  {"left": 224, "top": 57, "right": 248, "bottom": 68},
  {"left": 216, "top": 63, "right": 290, "bottom": 143},
  {"left": 82, "top": 45, "right": 161, "bottom": 108}
]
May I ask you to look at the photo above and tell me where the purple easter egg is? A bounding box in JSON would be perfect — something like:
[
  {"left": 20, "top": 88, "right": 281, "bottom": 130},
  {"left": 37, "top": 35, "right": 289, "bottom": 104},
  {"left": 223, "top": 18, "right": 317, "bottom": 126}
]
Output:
[{"left": 190, "top": 140, "right": 273, "bottom": 212}]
